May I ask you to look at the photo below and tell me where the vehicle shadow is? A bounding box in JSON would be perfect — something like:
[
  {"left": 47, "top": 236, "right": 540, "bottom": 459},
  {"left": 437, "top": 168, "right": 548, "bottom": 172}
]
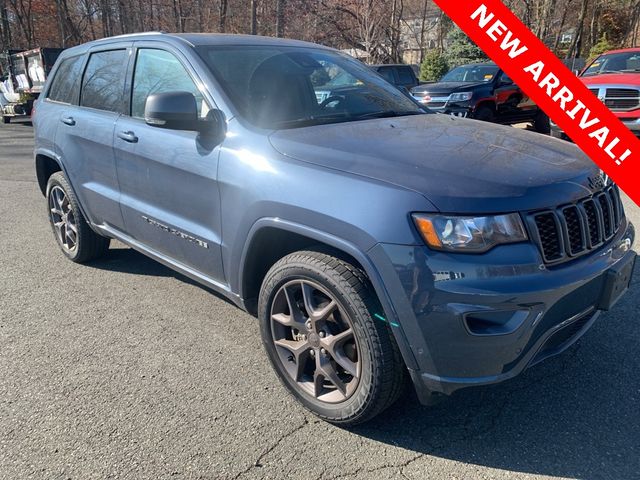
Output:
[
  {"left": 87, "top": 246, "right": 237, "bottom": 307},
  {"left": 350, "top": 262, "right": 640, "bottom": 479}
]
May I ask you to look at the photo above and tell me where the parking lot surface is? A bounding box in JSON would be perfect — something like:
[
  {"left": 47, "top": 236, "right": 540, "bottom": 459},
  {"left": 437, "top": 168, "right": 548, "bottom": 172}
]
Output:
[{"left": 1, "top": 119, "right": 639, "bottom": 480}]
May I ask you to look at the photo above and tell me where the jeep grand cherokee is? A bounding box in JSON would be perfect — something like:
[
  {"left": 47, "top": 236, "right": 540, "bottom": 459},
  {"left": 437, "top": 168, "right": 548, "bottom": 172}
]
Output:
[{"left": 34, "top": 33, "right": 636, "bottom": 425}]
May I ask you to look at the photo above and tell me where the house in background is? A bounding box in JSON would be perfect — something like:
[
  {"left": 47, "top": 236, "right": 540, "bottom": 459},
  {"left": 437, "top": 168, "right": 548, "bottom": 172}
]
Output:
[{"left": 400, "top": 14, "right": 445, "bottom": 65}]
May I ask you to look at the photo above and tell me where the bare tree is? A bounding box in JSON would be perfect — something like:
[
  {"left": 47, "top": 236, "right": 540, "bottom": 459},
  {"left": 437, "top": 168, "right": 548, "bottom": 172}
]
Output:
[
  {"left": 276, "top": 0, "right": 286, "bottom": 37},
  {"left": 250, "top": 0, "right": 257, "bottom": 34}
]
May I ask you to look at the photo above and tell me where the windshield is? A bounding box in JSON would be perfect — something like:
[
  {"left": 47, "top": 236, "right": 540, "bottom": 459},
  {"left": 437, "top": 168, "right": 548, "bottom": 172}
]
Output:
[
  {"left": 582, "top": 51, "right": 640, "bottom": 76},
  {"left": 196, "top": 45, "right": 424, "bottom": 129},
  {"left": 441, "top": 65, "right": 499, "bottom": 83}
]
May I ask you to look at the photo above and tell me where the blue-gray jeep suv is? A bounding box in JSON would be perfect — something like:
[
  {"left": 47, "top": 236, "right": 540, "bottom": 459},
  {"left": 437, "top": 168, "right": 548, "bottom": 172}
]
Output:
[{"left": 34, "top": 33, "right": 636, "bottom": 425}]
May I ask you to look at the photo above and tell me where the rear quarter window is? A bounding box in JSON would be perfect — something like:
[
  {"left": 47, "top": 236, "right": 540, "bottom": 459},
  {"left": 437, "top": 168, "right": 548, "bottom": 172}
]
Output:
[
  {"left": 47, "top": 55, "right": 84, "bottom": 104},
  {"left": 80, "top": 49, "right": 128, "bottom": 113}
]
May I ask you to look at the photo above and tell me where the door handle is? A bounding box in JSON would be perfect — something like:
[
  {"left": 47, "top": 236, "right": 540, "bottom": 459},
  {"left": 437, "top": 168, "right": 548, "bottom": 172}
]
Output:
[
  {"left": 61, "top": 116, "right": 75, "bottom": 126},
  {"left": 117, "top": 131, "right": 138, "bottom": 143}
]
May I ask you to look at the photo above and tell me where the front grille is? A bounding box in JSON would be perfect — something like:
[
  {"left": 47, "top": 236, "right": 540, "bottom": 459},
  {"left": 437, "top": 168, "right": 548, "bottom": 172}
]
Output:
[
  {"left": 529, "top": 186, "right": 624, "bottom": 264},
  {"left": 604, "top": 88, "right": 640, "bottom": 111},
  {"left": 606, "top": 88, "right": 639, "bottom": 98},
  {"left": 562, "top": 206, "right": 585, "bottom": 255},
  {"left": 534, "top": 213, "right": 563, "bottom": 261}
]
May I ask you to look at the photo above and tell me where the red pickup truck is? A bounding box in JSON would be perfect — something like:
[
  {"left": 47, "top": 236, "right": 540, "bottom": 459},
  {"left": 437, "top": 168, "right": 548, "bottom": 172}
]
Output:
[{"left": 551, "top": 47, "right": 640, "bottom": 139}]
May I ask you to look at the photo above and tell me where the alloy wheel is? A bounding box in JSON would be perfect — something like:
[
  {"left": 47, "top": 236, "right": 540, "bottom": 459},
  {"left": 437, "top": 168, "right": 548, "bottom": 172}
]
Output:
[
  {"left": 49, "top": 185, "right": 78, "bottom": 252},
  {"left": 270, "top": 279, "right": 361, "bottom": 404}
]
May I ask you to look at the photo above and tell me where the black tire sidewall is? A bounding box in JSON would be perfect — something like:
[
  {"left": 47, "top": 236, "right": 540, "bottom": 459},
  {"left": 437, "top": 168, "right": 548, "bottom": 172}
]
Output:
[
  {"left": 473, "top": 105, "right": 495, "bottom": 122},
  {"left": 45, "top": 172, "right": 102, "bottom": 263},
  {"left": 259, "top": 260, "right": 380, "bottom": 424},
  {"left": 534, "top": 110, "right": 551, "bottom": 134}
]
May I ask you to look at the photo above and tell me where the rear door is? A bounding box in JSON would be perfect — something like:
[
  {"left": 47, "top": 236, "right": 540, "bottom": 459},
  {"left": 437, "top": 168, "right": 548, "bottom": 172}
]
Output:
[
  {"left": 113, "top": 44, "right": 225, "bottom": 282},
  {"left": 37, "top": 53, "right": 84, "bottom": 165},
  {"left": 494, "top": 71, "right": 536, "bottom": 121},
  {"left": 55, "top": 44, "right": 131, "bottom": 229}
]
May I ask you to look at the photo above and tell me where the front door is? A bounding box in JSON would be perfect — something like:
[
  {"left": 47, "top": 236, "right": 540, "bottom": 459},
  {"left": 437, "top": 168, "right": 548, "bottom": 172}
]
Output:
[{"left": 113, "top": 46, "right": 225, "bottom": 282}]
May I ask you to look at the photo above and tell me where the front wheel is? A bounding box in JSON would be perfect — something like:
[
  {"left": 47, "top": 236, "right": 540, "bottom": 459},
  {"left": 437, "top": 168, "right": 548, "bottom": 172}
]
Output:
[
  {"left": 2, "top": 116, "right": 9, "bottom": 124},
  {"left": 533, "top": 110, "right": 551, "bottom": 134},
  {"left": 258, "top": 250, "right": 406, "bottom": 425},
  {"left": 472, "top": 105, "right": 495, "bottom": 123}
]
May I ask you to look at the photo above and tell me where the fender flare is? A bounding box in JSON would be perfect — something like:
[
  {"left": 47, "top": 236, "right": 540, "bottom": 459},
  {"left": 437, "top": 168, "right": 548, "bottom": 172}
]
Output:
[
  {"left": 35, "top": 147, "right": 97, "bottom": 231},
  {"left": 238, "top": 217, "right": 419, "bottom": 370}
]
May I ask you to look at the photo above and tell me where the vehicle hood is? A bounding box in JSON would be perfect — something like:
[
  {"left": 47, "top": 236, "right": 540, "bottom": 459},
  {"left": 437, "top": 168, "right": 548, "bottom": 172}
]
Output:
[
  {"left": 269, "top": 114, "right": 600, "bottom": 213},
  {"left": 412, "top": 81, "right": 485, "bottom": 95},
  {"left": 581, "top": 72, "right": 640, "bottom": 85}
]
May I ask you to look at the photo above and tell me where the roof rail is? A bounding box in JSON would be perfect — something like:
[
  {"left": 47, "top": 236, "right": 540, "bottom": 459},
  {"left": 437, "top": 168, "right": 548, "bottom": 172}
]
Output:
[{"left": 98, "top": 31, "right": 167, "bottom": 41}]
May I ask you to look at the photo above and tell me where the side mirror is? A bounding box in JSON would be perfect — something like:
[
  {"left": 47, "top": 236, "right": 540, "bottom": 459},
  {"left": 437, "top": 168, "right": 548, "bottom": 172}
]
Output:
[
  {"left": 145, "top": 91, "right": 200, "bottom": 131},
  {"left": 500, "top": 78, "right": 514, "bottom": 86}
]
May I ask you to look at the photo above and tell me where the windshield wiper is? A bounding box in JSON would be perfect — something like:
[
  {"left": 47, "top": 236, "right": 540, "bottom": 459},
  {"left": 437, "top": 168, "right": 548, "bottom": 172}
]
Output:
[
  {"left": 271, "top": 113, "right": 351, "bottom": 129},
  {"left": 583, "top": 70, "right": 623, "bottom": 76},
  {"left": 353, "top": 110, "right": 425, "bottom": 120},
  {"left": 272, "top": 110, "right": 424, "bottom": 128}
]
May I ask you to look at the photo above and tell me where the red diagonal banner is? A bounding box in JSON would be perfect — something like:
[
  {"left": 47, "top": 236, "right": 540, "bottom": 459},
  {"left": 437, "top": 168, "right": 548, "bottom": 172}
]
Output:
[{"left": 433, "top": 0, "right": 640, "bottom": 206}]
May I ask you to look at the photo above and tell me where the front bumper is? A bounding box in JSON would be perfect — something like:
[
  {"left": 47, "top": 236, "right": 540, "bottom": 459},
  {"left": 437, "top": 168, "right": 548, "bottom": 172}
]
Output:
[
  {"left": 369, "top": 221, "right": 635, "bottom": 403},
  {"left": 412, "top": 95, "right": 473, "bottom": 118}
]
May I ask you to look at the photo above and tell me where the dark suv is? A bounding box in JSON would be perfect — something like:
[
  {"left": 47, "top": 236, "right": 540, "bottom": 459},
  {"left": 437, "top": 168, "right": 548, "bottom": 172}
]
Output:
[
  {"left": 34, "top": 33, "right": 636, "bottom": 425},
  {"left": 371, "top": 64, "right": 420, "bottom": 92},
  {"left": 411, "top": 62, "right": 551, "bottom": 133}
]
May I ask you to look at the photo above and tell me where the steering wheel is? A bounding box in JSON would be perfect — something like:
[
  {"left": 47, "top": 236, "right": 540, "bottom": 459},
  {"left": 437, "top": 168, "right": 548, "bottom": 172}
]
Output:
[{"left": 320, "top": 95, "right": 345, "bottom": 109}]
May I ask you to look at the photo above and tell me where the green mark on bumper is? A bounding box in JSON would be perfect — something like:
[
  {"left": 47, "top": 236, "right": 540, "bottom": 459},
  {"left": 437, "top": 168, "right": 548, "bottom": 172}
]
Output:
[{"left": 374, "top": 313, "right": 400, "bottom": 328}]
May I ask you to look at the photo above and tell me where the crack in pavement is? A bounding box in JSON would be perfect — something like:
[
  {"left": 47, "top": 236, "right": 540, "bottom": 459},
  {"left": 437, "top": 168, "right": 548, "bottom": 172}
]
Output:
[
  {"left": 323, "top": 453, "right": 424, "bottom": 480},
  {"left": 232, "top": 417, "right": 309, "bottom": 479}
]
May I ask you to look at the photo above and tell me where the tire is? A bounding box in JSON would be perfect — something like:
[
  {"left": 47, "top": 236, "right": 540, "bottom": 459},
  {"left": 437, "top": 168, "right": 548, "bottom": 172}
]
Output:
[
  {"left": 258, "top": 250, "right": 406, "bottom": 425},
  {"left": 472, "top": 105, "right": 495, "bottom": 123},
  {"left": 46, "top": 171, "right": 110, "bottom": 263},
  {"left": 2, "top": 116, "right": 10, "bottom": 124},
  {"left": 533, "top": 110, "right": 551, "bottom": 134}
]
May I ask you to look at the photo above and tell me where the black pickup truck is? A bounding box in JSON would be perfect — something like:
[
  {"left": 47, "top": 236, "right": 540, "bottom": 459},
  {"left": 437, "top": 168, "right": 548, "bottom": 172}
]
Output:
[{"left": 411, "top": 63, "right": 550, "bottom": 133}]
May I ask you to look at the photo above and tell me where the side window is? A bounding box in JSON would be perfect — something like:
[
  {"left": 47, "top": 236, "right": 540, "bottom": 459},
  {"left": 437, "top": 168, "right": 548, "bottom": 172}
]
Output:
[
  {"left": 376, "top": 67, "right": 396, "bottom": 84},
  {"left": 397, "top": 67, "right": 414, "bottom": 85},
  {"left": 131, "top": 49, "right": 208, "bottom": 119},
  {"left": 47, "top": 55, "right": 84, "bottom": 104},
  {"left": 500, "top": 72, "right": 513, "bottom": 84},
  {"left": 80, "top": 49, "right": 128, "bottom": 112}
]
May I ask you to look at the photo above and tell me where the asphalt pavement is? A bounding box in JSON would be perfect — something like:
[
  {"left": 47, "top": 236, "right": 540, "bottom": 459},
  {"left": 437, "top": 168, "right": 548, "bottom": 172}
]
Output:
[{"left": 1, "top": 119, "right": 639, "bottom": 480}]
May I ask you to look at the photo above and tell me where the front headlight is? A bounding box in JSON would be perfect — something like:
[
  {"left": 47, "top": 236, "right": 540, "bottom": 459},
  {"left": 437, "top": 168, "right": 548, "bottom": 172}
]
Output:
[
  {"left": 412, "top": 213, "right": 528, "bottom": 252},
  {"left": 449, "top": 92, "right": 473, "bottom": 102}
]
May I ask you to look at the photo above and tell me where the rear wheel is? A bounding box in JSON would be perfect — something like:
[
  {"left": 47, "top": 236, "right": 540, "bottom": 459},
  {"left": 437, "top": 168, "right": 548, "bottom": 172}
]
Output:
[
  {"left": 46, "top": 172, "right": 110, "bottom": 263},
  {"left": 258, "top": 250, "right": 406, "bottom": 425}
]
